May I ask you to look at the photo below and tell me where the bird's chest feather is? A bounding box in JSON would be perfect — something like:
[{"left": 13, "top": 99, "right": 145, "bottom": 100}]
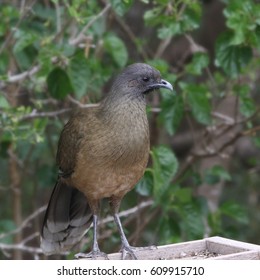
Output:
[{"left": 72, "top": 104, "right": 150, "bottom": 199}]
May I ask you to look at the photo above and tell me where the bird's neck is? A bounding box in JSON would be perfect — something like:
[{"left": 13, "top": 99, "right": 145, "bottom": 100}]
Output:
[
  {"left": 99, "top": 90, "right": 147, "bottom": 123},
  {"left": 89, "top": 91, "right": 151, "bottom": 170},
  {"left": 98, "top": 91, "right": 149, "bottom": 161}
]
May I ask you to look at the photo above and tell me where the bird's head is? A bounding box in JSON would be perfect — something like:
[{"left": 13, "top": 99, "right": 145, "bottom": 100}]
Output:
[{"left": 110, "top": 63, "right": 173, "bottom": 99}]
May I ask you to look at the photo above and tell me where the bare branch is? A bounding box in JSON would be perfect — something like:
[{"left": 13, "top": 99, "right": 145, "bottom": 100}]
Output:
[
  {"left": 191, "top": 126, "right": 260, "bottom": 158},
  {"left": 155, "top": 37, "right": 172, "bottom": 59},
  {"left": 18, "top": 108, "right": 71, "bottom": 121},
  {"left": 69, "top": 3, "right": 111, "bottom": 46},
  {"left": 54, "top": 1, "right": 62, "bottom": 35},
  {"left": 67, "top": 95, "right": 97, "bottom": 108},
  {"left": 0, "top": 241, "right": 42, "bottom": 255},
  {"left": 0, "top": 205, "right": 46, "bottom": 240},
  {"left": 113, "top": 14, "right": 149, "bottom": 60},
  {"left": 184, "top": 34, "right": 207, "bottom": 54},
  {"left": 18, "top": 103, "right": 99, "bottom": 121},
  {"left": 0, "top": 0, "right": 37, "bottom": 55},
  {"left": 100, "top": 200, "right": 153, "bottom": 226},
  {"left": 0, "top": 200, "right": 154, "bottom": 257},
  {"left": 7, "top": 65, "right": 41, "bottom": 83},
  {"left": 211, "top": 112, "right": 235, "bottom": 125}
]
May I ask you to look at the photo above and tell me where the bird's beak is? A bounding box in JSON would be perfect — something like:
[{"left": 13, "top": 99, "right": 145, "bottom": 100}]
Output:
[
  {"left": 158, "top": 79, "right": 173, "bottom": 91},
  {"left": 145, "top": 79, "right": 173, "bottom": 93}
]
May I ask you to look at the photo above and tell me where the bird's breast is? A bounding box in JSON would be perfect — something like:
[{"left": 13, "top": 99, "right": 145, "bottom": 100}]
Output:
[{"left": 71, "top": 101, "right": 150, "bottom": 199}]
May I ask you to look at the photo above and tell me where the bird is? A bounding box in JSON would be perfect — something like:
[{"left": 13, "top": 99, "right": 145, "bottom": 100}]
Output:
[{"left": 41, "top": 63, "right": 173, "bottom": 259}]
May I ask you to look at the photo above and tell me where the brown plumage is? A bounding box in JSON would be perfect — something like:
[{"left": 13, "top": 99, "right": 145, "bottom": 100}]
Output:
[{"left": 41, "top": 63, "right": 173, "bottom": 259}]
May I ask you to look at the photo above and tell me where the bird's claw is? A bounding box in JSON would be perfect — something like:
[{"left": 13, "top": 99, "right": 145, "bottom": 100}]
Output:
[
  {"left": 120, "top": 245, "right": 138, "bottom": 260},
  {"left": 120, "top": 245, "right": 157, "bottom": 260},
  {"left": 75, "top": 250, "right": 109, "bottom": 260}
]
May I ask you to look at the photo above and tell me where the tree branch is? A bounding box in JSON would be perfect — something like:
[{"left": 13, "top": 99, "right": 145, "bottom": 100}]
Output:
[
  {"left": 69, "top": 3, "right": 111, "bottom": 46},
  {"left": 7, "top": 65, "right": 40, "bottom": 83},
  {"left": 18, "top": 103, "right": 99, "bottom": 121},
  {"left": 0, "top": 205, "right": 46, "bottom": 240}
]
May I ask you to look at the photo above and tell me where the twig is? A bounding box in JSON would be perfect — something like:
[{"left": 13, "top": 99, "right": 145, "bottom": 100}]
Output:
[
  {"left": 69, "top": 3, "right": 111, "bottom": 46},
  {"left": 184, "top": 34, "right": 207, "bottom": 54},
  {"left": 20, "top": 232, "right": 39, "bottom": 245},
  {"left": 54, "top": 1, "right": 62, "bottom": 35},
  {"left": 18, "top": 108, "right": 71, "bottom": 121},
  {"left": 67, "top": 95, "right": 97, "bottom": 108},
  {"left": 113, "top": 14, "right": 148, "bottom": 60},
  {"left": 211, "top": 112, "right": 235, "bottom": 125},
  {"left": 0, "top": 205, "right": 46, "bottom": 240},
  {"left": 191, "top": 125, "right": 260, "bottom": 158},
  {"left": 0, "top": 200, "right": 154, "bottom": 257},
  {"left": 18, "top": 103, "right": 99, "bottom": 121},
  {"left": 0, "top": 0, "right": 37, "bottom": 55},
  {"left": 155, "top": 37, "right": 172, "bottom": 59},
  {"left": 0, "top": 242, "right": 43, "bottom": 255},
  {"left": 100, "top": 200, "right": 153, "bottom": 226},
  {"left": 7, "top": 65, "right": 40, "bottom": 83}
]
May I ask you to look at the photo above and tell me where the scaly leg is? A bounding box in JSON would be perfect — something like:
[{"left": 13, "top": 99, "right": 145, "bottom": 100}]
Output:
[
  {"left": 109, "top": 196, "right": 139, "bottom": 259},
  {"left": 75, "top": 203, "right": 108, "bottom": 259},
  {"left": 113, "top": 213, "right": 138, "bottom": 260}
]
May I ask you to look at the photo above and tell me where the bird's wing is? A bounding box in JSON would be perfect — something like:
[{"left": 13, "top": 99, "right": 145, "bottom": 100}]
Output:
[{"left": 56, "top": 109, "right": 90, "bottom": 178}]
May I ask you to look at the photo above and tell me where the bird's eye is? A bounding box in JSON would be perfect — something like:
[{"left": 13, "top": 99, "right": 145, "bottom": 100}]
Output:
[{"left": 142, "top": 77, "right": 150, "bottom": 82}]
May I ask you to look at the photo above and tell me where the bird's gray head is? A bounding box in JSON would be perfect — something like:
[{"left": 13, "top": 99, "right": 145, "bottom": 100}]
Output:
[{"left": 110, "top": 63, "right": 173, "bottom": 99}]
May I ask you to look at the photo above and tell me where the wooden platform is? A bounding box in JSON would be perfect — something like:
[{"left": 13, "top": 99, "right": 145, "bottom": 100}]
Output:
[{"left": 92, "top": 236, "right": 260, "bottom": 260}]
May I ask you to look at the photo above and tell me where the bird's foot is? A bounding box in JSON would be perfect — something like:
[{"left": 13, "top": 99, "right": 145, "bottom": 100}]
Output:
[
  {"left": 120, "top": 245, "right": 157, "bottom": 260},
  {"left": 120, "top": 245, "right": 138, "bottom": 260},
  {"left": 75, "top": 249, "right": 109, "bottom": 260}
]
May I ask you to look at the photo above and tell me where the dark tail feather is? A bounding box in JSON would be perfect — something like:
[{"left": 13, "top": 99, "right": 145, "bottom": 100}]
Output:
[{"left": 41, "top": 180, "right": 92, "bottom": 255}]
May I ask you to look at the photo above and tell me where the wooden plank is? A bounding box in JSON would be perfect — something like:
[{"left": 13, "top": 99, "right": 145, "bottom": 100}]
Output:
[
  {"left": 108, "top": 239, "right": 206, "bottom": 260},
  {"left": 212, "top": 250, "right": 260, "bottom": 260},
  {"left": 80, "top": 236, "right": 260, "bottom": 260},
  {"left": 206, "top": 236, "right": 260, "bottom": 255}
]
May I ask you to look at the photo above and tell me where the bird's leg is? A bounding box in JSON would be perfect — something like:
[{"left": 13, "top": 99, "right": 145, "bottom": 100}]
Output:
[
  {"left": 113, "top": 213, "right": 138, "bottom": 260},
  {"left": 109, "top": 196, "right": 138, "bottom": 260},
  {"left": 75, "top": 201, "right": 108, "bottom": 260}
]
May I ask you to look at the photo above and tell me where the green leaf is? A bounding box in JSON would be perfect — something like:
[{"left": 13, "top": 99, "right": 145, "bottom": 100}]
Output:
[
  {"left": 158, "top": 23, "right": 181, "bottom": 39},
  {"left": 233, "top": 84, "right": 256, "bottom": 117},
  {"left": 111, "top": 0, "right": 133, "bottom": 16},
  {"left": 104, "top": 34, "right": 128, "bottom": 67},
  {"left": 204, "top": 165, "right": 231, "bottom": 185},
  {"left": 237, "top": 86, "right": 255, "bottom": 118},
  {"left": 175, "top": 188, "right": 192, "bottom": 203},
  {"left": 0, "top": 95, "right": 10, "bottom": 109},
  {"left": 220, "top": 201, "right": 248, "bottom": 224},
  {"left": 239, "top": 96, "right": 256, "bottom": 118},
  {"left": 68, "top": 51, "right": 90, "bottom": 99},
  {"left": 177, "top": 202, "right": 205, "bottom": 239},
  {"left": 159, "top": 92, "right": 184, "bottom": 135},
  {"left": 135, "top": 170, "right": 153, "bottom": 196},
  {"left": 13, "top": 29, "right": 38, "bottom": 53},
  {"left": 215, "top": 32, "right": 253, "bottom": 77},
  {"left": 185, "top": 52, "right": 209, "bottom": 75},
  {"left": 184, "top": 84, "right": 212, "bottom": 125},
  {"left": 144, "top": 7, "right": 163, "bottom": 26},
  {"left": 146, "top": 59, "right": 172, "bottom": 76},
  {"left": 181, "top": 5, "right": 201, "bottom": 32},
  {"left": 14, "top": 45, "right": 38, "bottom": 71},
  {"left": 223, "top": 0, "right": 260, "bottom": 46},
  {"left": 47, "top": 67, "right": 72, "bottom": 99},
  {"left": 151, "top": 145, "right": 178, "bottom": 199}
]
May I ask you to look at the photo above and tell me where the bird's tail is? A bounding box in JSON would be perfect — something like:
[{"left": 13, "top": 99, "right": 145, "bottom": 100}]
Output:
[{"left": 41, "top": 180, "right": 92, "bottom": 255}]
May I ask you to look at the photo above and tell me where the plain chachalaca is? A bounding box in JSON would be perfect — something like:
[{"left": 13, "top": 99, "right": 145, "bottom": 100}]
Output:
[{"left": 41, "top": 63, "right": 173, "bottom": 259}]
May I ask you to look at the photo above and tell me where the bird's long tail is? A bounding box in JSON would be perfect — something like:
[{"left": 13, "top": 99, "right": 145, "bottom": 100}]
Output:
[{"left": 41, "top": 180, "right": 92, "bottom": 255}]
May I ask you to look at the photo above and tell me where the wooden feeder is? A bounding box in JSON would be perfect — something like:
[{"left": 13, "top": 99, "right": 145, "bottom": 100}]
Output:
[{"left": 106, "top": 236, "right": 260, "bottom": 260}]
